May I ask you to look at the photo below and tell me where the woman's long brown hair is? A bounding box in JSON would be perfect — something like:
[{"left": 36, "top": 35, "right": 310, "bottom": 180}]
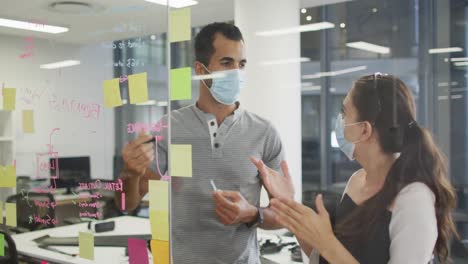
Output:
[{"left": 334, "top": 74, "right": 457, "bottom": 262}]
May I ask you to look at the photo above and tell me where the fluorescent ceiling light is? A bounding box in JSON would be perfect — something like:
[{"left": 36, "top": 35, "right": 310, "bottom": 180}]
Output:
[
  {"left": 144, "top": 0, "right": 198, "bottom": 8},
  {"left": 0, "top": 18, "right": 68, "bottom": 34},
  {"left": 302, "top": 65, "right": 367, "bottom": 79},
  {"left": 450, "top": 57, "right": 468, "bottom": 62},
  {"left": 454, "top": 61, "right": 468, "bottom": 66},
  {"left": 256, "top": 22, "right": 335, "bottom": 36},
  {"left": 136, "top": 100, "right": 157, "bottom": 106},
  {"left": 346, "top": 41, "right": 390, "bottom": 54},
  {"left": 261, "top": 57, "right": 310, "bottom": 66},
  {"left": 192, "top": 72, "right": 226, "bottom": 80},
  {"left": 156, "top": 101, "right": 168, "bottom": 107},
  {"left": 40, "top": 60, "right": 80, "bottom": 69},
  {"left": 428, "top": 47, "right": 463, "bottom": 54}
]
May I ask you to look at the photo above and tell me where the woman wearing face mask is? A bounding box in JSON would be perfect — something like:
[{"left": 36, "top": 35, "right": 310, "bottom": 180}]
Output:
[{"left": 253, "top": 74, "right": 457, "bottom": 263}]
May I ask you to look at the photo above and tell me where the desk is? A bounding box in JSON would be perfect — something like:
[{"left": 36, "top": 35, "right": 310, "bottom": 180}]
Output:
[
  {"left": 12, "top": 216, "right": 151, "bottom": 264},
  {"left": 258, "top": 229, "right": 306, "bottom": 264},
  {"left": 13, "top": 216, "right": 303, "bottom": 264}
]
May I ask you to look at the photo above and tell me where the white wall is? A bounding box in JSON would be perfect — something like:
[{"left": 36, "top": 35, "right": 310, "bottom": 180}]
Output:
[
  {"left": 0, "top": 34, "right": 115, "bottom": 181},
  {"left": 235, "top": 0, "right": 303, "bottom": 202}
]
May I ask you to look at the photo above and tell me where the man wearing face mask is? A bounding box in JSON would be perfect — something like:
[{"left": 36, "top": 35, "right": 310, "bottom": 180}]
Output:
[{"left": 117, "top": 22, "right": 292, "bottom": 264}]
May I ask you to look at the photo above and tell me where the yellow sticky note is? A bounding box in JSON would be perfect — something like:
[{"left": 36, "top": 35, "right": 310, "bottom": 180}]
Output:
[
  {"left": 5, "top": 203, "right": 16, "bottom": 227},
  {"left": 22, "top": 110, "right": 35, "bottom": 133},
  {"left": 79, "top": 232, "right": 94, "bottom": 260},
  {"left": 0, "top": 165, "right": 16, "bottom": 187},
  {"left": 128, "top": 72, "right": 149, "bottom": 104},
  {"left": 170, "top": 144, "right": 192, "bottom": 177},
  {"left": 169, "top": 8, "right": 191, "bottom": 43},
  {"left": 103, "top": 78, "right": 123, "bottom": 108},
  {"left": 3, "top": 88, "right": 16, "bottom": 111},
  {"left": 150, "top": 240, "right": 169, "bottom": 264},
  {"left": 149, "top": 180, "right": 168, "bottom": 212},
  {"left": 150, "top": 210, "right": 169, "bottom": 241},
  {"left": 170, "top": 67, "right": 192, "bottom": 101}
]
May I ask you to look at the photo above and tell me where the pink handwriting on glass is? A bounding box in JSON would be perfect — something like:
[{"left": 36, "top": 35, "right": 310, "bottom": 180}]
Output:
[
  {"left": 78, "top": 201, "right": 101, "bottom": 208},
  {"left": 127, "top": 122, "right": 168, "bottom": 134},
  {"left": 34, "top": 200, "right": 57, "bottom": 209},
  {"left": 78, "top": 179, "right": 123, "bottom": 191},
  {"left": 49, "top": 96, "right": 102, "bottom": 120},
  {"left": 32, "top": 214, "right": 58, "bottom": 225},
  {"left": 19, "top": 37, "right": 34, "bottom": 59},
  {"left": 119, "top": 75, "right": 128, "bottom": 83},
  {"left": 79, "top": 211, "right": 102, "bottom": 219}
]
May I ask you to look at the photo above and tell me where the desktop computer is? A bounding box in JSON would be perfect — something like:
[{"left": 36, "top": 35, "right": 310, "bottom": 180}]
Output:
[{"left": 50, "top": 156, "right": 91, "bottom": 194}]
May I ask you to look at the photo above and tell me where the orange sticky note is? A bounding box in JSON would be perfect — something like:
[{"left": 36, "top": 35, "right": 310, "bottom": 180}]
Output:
[
  {"left": 6, "top": 203, "right": 16, "bottom": 227},
  {"left": 149, "top": 180, "right": 169, "bottom": 212},
  {"left": 103, "top": 78, "right": 123, "bottom": 108},
  {"left": 150, "top": 240, "right": 169, "bottom": 264},
  {"left": 79, "top": 232, "right": 94, "bottom": 260},
  {"left": 169, "top": 8, "right": 191, "bottom": 43},
  {"left": 22, "top": 110, "right": 35, "bottom": 133},
  {"left": 170, "top": 144, "right": 192, "bottom": 177},
  {"left": 3, "top": 88, "right": 16, "bottom": 111},
  {"left": 128, "top": 72, "right": 149, "bottom": 104},
  {"left": 0, "top": 165, "right": 16, "bottom": 187},
  {"left": 150, "top": 210, "right": 169, "bottom": 241}
]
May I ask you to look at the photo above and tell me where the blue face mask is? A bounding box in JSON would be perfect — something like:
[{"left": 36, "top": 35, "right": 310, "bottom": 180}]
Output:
[
  {"left": 335, "top": 113, "right": 364, "bottom": 160},
  {"left": 201, "top": 64, "right": 246, "bottom": 105}
]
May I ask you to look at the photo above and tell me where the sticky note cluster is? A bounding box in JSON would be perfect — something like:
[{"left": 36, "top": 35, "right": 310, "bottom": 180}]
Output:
[
  {"left": 0, "top": 165, "right": 16, "bottom": 187},
  {"left": 103, "top": 72, "right": 149, "bottom": 108},
  {"left": 149, "top": 180, "right": 170, "bottom": 264},
  {"left": 169, "top": 8, "right": 192, "bottom": 101}
]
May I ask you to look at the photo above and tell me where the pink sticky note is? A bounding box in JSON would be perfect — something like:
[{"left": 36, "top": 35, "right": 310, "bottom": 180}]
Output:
[
  {"left": 121, "top": 192, "right": 126, "bottom": 211},
  {"left": 128, "top": 238, "right": 149, "bottom": 264}
]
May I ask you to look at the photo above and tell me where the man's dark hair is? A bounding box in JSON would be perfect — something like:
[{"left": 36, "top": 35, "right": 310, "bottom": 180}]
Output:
[{"left": 194, "top": 22, "right": 244, "bottom": 66}]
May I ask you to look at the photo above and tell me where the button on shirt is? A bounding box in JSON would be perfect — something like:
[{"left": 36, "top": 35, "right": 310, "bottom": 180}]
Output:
[{"left": 150, "top": 103, "right": 285, "bottom": 264}]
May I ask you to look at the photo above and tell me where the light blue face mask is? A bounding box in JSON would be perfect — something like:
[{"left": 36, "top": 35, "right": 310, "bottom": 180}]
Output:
[
  {"left": 201, "top": 64, "right": 246, "bottom": 105},
  {"left": 335, "top": 113, "right": 364, "bottom": 160}
]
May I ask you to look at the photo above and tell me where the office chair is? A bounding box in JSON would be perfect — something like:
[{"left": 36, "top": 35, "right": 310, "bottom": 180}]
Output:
[
  {"left": 6, "top": 192, "right": 56, "bottom": 232},
  {"left": 0, "top": 230, "right": 18, "bottom": 264}
]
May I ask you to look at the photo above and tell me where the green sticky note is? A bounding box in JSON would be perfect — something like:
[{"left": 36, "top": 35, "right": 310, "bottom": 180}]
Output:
[
  {"left": 149, "top": 180, "right": 169, "bottom": 212},
  {"left": 150, "top": 210, "right": 169, "bottom": 241},
  {"left": 128, "top": 72, "right": 149, "bottom": 104},
  {"left": 3, "top": 88, "right": 16, "bottom": 111},
  {"left": 170, "top": 67, "right": 192, "bottom": 101},
  {"left": 0, "top": 233, "right": 4, "bottom": 256},
  {"left": 169, "top": 8, "right": 191, "bottom": 43},
  {"left": 5, "top": 203, "right": 16, "bottom": 227},
  {"left": 22, "top": 110, "right": 35, "bottom": 133},
  {"left": 79, "top": 232, "right": 94, "bottom": 260},
  {"left": 170, "top": 144, "right": 192, "bottom": 177},
  {"left": 0, "top": 165, "right": 16, "bottom": 188},
  {"left": 103, "top": 78, "right": 123, "bottom": 108}
]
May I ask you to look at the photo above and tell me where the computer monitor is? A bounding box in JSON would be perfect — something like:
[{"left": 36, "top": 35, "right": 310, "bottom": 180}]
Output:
[{"left": 50, "top": 156, "right": 91, "bottom": 194}]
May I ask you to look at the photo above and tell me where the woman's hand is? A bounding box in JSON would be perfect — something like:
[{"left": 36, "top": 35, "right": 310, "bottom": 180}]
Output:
[
  {"left": 271, "top": 194, "right": 336, "bottom": 255},
  {"left": 250, "top": 157, "right": 295, "bottom": 200}
]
